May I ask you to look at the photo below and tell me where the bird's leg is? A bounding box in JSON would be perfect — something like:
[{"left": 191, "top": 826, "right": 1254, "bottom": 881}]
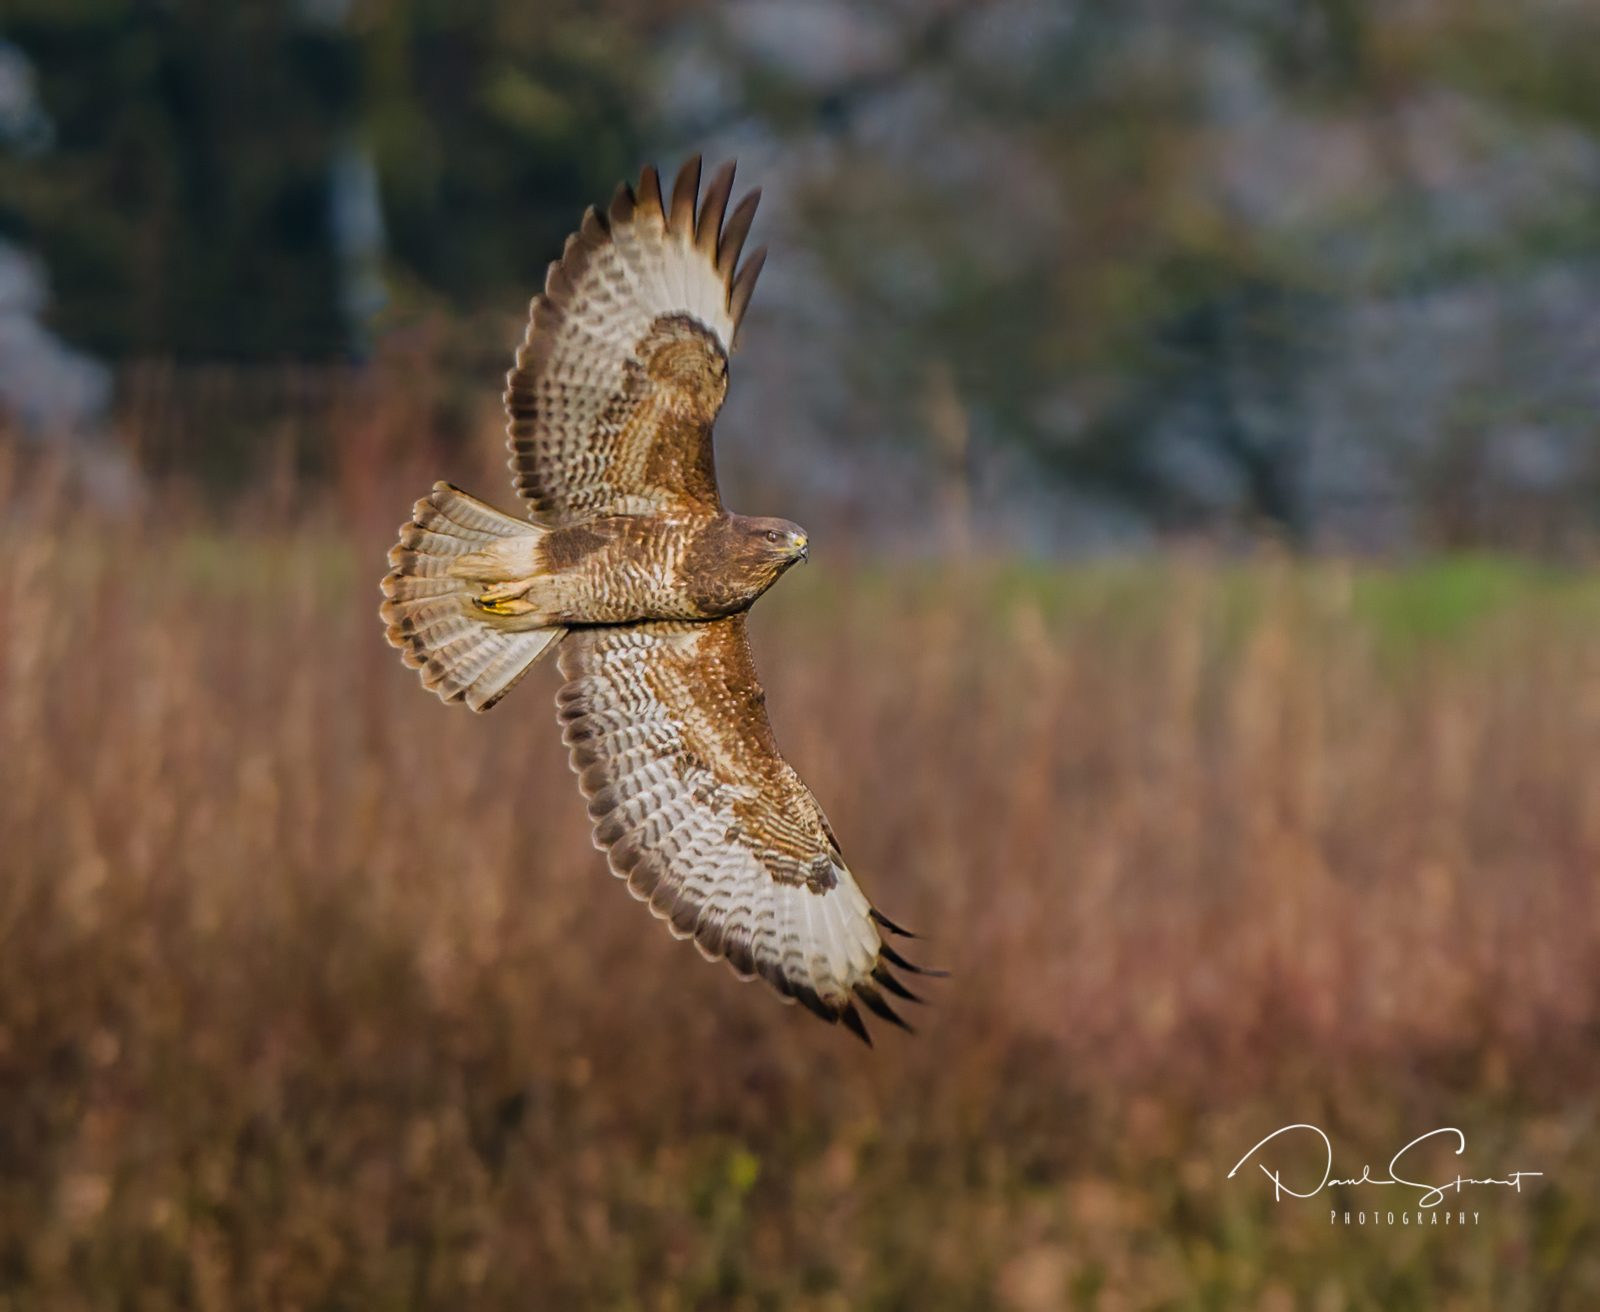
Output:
[
  {"left": 472, "top": 578, "right": 539, "bottom": 617},
  {"left": 445, "top": 537, "right": 548, "bottom": 618}
]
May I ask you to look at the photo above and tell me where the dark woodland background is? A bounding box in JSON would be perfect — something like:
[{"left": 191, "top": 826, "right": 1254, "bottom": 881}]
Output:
[
  {"left": 1, "top": 2, "right": 1597, "bottom": 1307},
  {"left": 5, "top": 0, "right": 1599, "bottom": 550}
]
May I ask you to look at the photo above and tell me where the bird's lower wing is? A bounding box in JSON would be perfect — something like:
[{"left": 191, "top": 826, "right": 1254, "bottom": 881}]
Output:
[{"left": 555, "top": 616, "right": 932, "bottom": 1042}]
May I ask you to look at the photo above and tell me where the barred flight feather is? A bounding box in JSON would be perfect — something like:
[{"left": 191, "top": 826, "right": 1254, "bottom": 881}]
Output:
[
  {"left": 556, "top": 616, "right": 933, "bottom": 1039},
  {"left": 505, "top": 155, "right": 766, "bottom": 525}
]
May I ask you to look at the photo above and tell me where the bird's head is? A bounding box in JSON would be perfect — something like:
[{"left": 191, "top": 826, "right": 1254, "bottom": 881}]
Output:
[
  {"left": 744, "top": 516, "right": 808, "bottom": 565},
  {"left": 708, "top": 514, "right": 808, "bottom": 601},
  {"left": 740, "top": 516, "right": 809, "bottom": 574},
  {"left": 689, "top": 514, "right": 811, "bottom": 614}
]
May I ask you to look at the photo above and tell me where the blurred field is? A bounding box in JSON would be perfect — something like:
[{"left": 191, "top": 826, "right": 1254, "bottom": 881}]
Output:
[{"left": 1, "top": 442, "right": 1598, "bottom": 1310}]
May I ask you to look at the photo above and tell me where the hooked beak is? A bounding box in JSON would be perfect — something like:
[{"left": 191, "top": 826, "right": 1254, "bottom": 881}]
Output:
[{"left": 793, "top": 533, "right": 809, "bottom": 564}]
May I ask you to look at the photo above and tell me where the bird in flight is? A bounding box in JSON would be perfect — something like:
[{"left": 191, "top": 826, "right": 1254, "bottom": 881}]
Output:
[{"left": 380, "top": 157, "right": 938, "bottom": 1042}]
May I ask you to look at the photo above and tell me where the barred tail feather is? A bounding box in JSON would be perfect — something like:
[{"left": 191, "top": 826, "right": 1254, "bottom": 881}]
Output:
[{"left": 379, "top": 482, "right": 565, "bottom": 712}]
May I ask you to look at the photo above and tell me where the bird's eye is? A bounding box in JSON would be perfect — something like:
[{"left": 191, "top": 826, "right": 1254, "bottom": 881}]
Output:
[{"left": 766, "top": 529, "right": 783, "bottom": 543}]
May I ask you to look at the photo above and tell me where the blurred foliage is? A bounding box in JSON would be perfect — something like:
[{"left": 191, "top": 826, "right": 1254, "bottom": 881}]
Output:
[
  {"left": 750, "top": 2, "right": 1600, "bottom": 543},
  {"left": 2, "top": 450, "right": 1598, "bottom": 1306},
  {"left": 355, "top": 0, "right": 654, "bottom": 318},
  {"left": 1, "top": 0, "right": 1597, "bottom": 545},
  {"left": 0, "top": 0, "right": 663, "bottom": 358},
  {"left": 1, "top": 1, "right": 354, "bottom": 356}
]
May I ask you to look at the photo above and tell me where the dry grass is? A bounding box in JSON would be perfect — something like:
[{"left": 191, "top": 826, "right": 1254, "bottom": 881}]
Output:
[{"left": 1, "top": 435, "right": 1598, "bottom": 1310}]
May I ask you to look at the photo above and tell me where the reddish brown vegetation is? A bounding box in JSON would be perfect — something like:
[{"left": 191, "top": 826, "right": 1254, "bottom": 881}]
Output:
[{"left": 1, "top": 430, "right": 1596, "bottom": 1307}]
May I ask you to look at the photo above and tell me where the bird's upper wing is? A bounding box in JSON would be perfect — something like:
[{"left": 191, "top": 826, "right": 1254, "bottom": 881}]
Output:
[
  {"left": 556, "top": 615, "right": 934, "bottom": 1041},
  {"left": 504, "top": 157, "right": 767, "bottom": 524}
]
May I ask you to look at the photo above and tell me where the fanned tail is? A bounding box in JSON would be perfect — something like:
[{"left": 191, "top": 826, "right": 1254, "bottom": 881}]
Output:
[{"left": 379, "top": 482, "right": 565, "bottom": 712}]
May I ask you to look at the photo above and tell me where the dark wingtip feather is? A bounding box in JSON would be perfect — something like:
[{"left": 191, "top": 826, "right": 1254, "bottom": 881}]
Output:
[
  {"left": 796, "top": 985, "right": 837, "bottom": 1024},
  {"left": 717, "top": 189, "right": 761, "bottom": 282},
  {"left": 636, "top": 164, "right": 665, "bottom": 224},
  {"left": 579, "top": 204, "right": 609, "bottom": 244},
  {"left": 608, "top": 181, "right": 635, "bottom": 225},
  {"left": 879, "top": 942, "right": 949, "bottom": 977},
  {"left": 668, "top": 155, "right": 702, "bottom": 236},
  {"left": 838, "top": 1003, "right": 873, "bottom": 1047},
  {"left": 872, "top": 964, "right": 924, "bottom": 1005},
  {"left": 696, "top": 159, "right": 736, "bottom": 255},
  {"left": 870, "top": 908, "right": 919, "bottom": 939},
  {"left": 855, "top": 983, "right": 915, "bottom": 1034},
  {"left": 728, "top": 244, "right": 766, "bottom": 334}
]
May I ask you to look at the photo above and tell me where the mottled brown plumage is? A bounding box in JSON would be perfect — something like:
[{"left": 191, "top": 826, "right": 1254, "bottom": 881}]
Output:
[{"left": 379, "top": 158, "right": 938, "bottom": 1041}]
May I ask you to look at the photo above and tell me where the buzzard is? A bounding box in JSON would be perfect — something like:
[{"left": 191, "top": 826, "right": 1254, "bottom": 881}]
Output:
[{"left": 380, "top": 157, "right": 938, "bottom": 1042}]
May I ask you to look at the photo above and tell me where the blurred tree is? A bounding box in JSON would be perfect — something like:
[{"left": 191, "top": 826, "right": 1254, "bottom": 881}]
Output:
[
  {"left": 1, "top": 1, "right": 355, "bottom": 357},
  {"left": 676, "top": 0, "right": 1600, "bottom": 549},
  {"left": 356, "top": 0, "right": 651, "bottom": 317},
  {"left": 0, "top": 0, "right": 673, "bottom": 360},
  {"left": 2, "top": 0, "right": 1596, "bottom": 545}
]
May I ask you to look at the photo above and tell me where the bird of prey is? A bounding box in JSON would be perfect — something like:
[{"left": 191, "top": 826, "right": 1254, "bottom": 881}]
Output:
[{"left": 379, "top": 157, "right": 938, "bottom": 1042}]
